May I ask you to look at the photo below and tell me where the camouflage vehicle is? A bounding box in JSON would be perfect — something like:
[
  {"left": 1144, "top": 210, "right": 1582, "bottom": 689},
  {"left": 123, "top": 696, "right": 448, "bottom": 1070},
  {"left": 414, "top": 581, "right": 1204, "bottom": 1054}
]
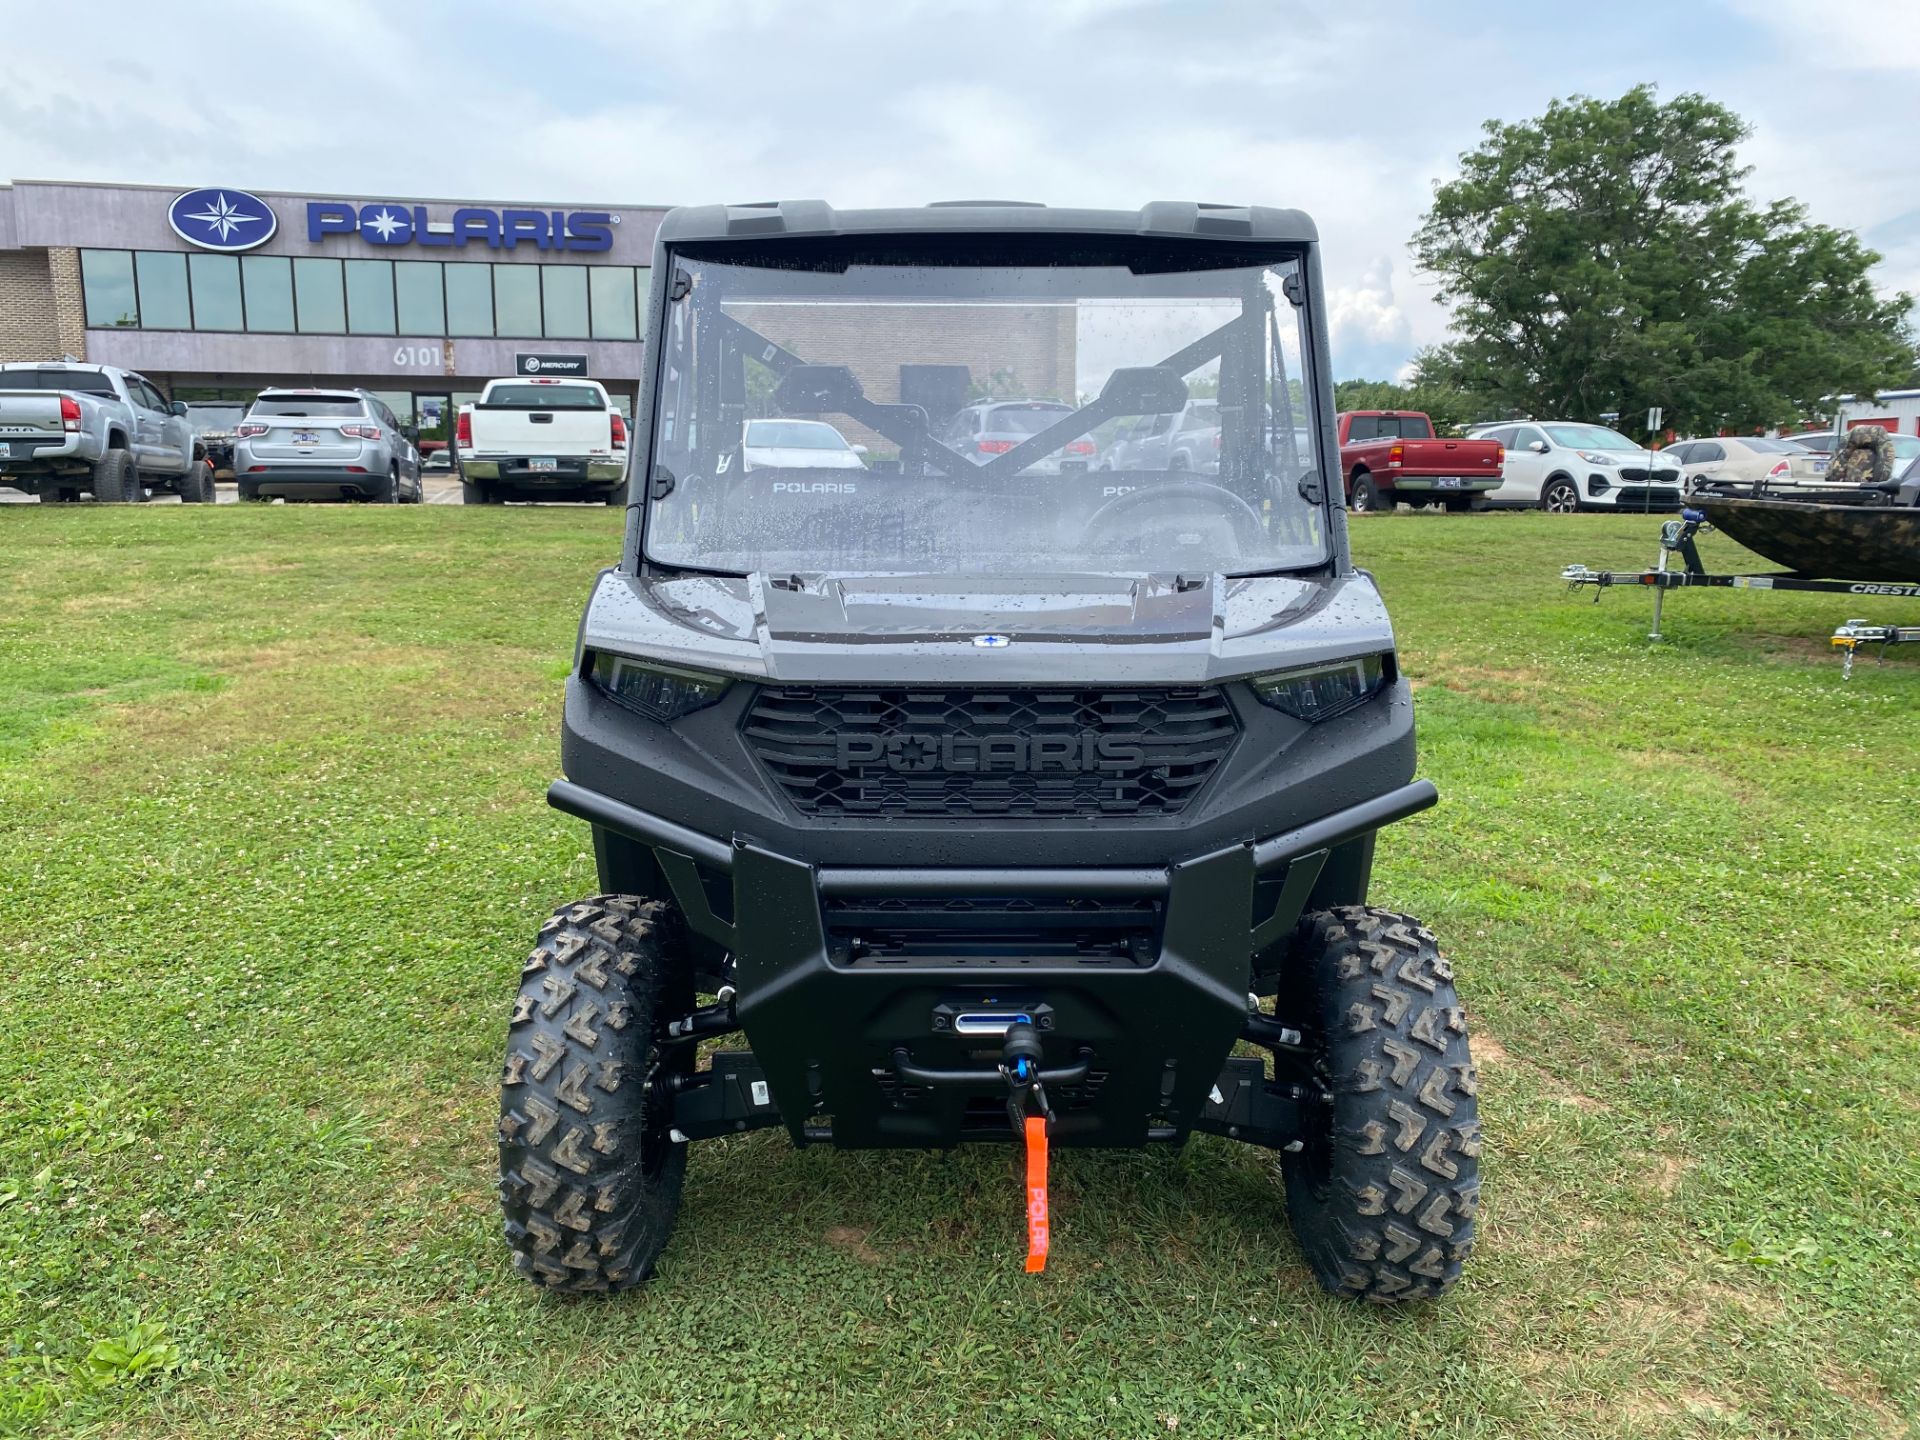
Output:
[{"left": 498, "top": 201, "right": 1481, "bottom": 1302}]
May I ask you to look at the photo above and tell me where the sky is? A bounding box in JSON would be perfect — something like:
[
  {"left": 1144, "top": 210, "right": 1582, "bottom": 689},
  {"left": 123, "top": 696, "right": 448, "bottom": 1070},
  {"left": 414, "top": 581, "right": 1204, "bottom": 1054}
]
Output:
[{"left": 1, "top": 0, "right": 1915, "bottom": 381}]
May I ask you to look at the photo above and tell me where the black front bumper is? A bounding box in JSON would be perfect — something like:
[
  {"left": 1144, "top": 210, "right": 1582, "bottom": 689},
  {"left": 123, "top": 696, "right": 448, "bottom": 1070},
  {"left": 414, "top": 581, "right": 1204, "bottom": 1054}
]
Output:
[{"left": 548, "top": 777, "right": 1436, "bottom": 1149}]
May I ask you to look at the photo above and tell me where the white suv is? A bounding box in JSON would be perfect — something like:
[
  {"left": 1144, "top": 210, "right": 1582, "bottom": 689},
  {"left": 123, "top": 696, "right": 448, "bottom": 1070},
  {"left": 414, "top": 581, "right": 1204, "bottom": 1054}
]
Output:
[{"left": 1465, "top": 421, "right": 1683, "bottom": 513}]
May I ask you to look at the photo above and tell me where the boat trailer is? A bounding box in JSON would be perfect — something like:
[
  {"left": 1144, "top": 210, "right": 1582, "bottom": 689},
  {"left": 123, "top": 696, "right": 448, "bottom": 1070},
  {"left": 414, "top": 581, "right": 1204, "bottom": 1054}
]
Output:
[
  {"left": 1562, "top": 509, "right": 1920, "bottom": 671},
  {"left": 1830, "top": 621, "right": 1920, "bottom": 679}
]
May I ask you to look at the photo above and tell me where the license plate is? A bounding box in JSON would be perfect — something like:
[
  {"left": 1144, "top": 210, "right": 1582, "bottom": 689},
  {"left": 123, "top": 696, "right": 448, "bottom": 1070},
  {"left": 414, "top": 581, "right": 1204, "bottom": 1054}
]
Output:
[
  {"left": 1812, "top": 457, "right": 1829, "bottom": 474},
  {"left": 529, "top": 458, "right": 557, "bottom": 472},
  {"left": 1436, "top": 476, "right": 1463, "bottom": 488},
  {"left": 0, "top": 442, "right": 11, "bottom": 458},
  {"left": 293, "top": 430, "right": 319, "bottom": 445}
]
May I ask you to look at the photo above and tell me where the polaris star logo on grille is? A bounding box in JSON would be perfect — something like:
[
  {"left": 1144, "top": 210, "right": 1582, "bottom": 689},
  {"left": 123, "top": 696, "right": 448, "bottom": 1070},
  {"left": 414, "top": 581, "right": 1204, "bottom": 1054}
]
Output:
[
  {"left": 972, "top": 634, "right": 1011, "bottom": 648},
  {"left": 833, "top": 734, "right": 1146, "bottom": 774},
  {"left": 168, "top": 188, "right": 277, "bottom": 252}
]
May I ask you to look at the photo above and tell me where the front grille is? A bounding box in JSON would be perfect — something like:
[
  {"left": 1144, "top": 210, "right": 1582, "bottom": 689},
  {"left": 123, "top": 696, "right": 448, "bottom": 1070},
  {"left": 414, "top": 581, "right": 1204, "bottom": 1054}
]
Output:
[
  {"left": 1607, "top": 486, "right": 1685, "bottom": 511},
  {"left": 827, "top": 894, "right": 1162, "bottom": 965},
  {"left": 743, "top": 685, "right": 1239, "bottom": 818}
]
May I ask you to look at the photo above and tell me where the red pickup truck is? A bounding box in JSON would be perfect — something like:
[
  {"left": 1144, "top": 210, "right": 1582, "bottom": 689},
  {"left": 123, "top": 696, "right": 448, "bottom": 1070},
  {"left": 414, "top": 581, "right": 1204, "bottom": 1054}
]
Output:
[{"left": 1337, "top": 411, "right": 1504, "bottom": 512}]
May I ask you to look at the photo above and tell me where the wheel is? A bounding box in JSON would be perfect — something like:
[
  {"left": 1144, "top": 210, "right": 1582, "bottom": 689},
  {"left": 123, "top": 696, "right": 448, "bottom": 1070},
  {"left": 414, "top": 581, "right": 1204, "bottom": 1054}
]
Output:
[
  {"left": 1281, "top": 906, "right": 1481, "bottom": 1303},
  {"left": 500, "top": 895, "right": 694, "bottom": 1292},
  {"left": 1169, "top": 452, "right": 1190, "bottom": 472},
  {"left": 461, "top": 481, "right": 490, "bottom": 505},
  {"left": 604, "top": 487, "right": 625, "bottom": 506},
  {"left": 45, "top": 485, "right": 82, "bottom": 504},
  {"left": 239, "top": 486, "right": 268, "bottom": 503},
  {"left": 1539, "top": 477, "right": 1580, "bottom": 513},
  {"left": 89, "top": 450, "right": 136, "bottom": 504},
  {"left": 382, "top": 466, "right": 401, "bottom": 503},
  {"left": 182, "top": 459, "right": 216, "bottom": 504},
  {"left": 1349, "top": 473, "right": 1382, "bottom": 513},
  {"left": 1442, "top": 495, "right": 1473, "bottom": 514}
]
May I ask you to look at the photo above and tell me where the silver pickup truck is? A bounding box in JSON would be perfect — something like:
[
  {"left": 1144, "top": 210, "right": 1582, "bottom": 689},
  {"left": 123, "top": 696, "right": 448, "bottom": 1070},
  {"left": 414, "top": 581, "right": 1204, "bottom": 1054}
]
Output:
[{"left": 0, "top": 362, "right": 210, "bottom": 503}]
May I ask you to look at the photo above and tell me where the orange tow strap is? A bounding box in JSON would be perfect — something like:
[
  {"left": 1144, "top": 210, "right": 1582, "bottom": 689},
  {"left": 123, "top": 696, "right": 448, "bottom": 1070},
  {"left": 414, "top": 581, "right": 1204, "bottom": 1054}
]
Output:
[{"left": 1024, "top": 1115, "right": 1050, "bottom": 1272}]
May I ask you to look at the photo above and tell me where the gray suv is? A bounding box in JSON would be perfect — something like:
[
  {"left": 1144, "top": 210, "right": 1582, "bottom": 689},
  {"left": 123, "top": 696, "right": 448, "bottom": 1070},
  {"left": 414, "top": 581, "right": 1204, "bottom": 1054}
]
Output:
[{"left": 234, "top": 389, "right": 422, "bottom": 503}]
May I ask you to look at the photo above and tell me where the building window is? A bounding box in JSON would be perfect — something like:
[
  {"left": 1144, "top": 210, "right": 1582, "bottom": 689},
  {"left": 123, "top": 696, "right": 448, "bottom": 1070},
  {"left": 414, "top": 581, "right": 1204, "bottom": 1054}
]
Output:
[
  {"left": 78, "top": 248, "right": 646, "bottom": 341},
  {"left": 345, "top": 259, "right": 396, "bottom": 335},
  {"left": 589, "top": 266, "right": 637, "bottom": 340},
  {"left": 188, "top": 253, "right": 244, "bottom": 331},
  {"left": 543, "top": 264, "right": 590, "bottom": 339},
  {"left": 242, "top": 256, "right": 295, "bottom": 332},
  {"left": 445, "top": 263, "right": 492, "bottom": 336},
  {"left": 135, "top": 251, "right": 191, "bottom": 330},
  {"left": 494, "top": 265, "right": 541, "bottom": 338},
  {"left": 293, "top": 258, "right": 346, "bottom": 333},
  {"left": 81, "top": 250, "right": 138, "bottom": 328},
  {"left": 395, "top": 261, "right": 444, "bottom": 335}
]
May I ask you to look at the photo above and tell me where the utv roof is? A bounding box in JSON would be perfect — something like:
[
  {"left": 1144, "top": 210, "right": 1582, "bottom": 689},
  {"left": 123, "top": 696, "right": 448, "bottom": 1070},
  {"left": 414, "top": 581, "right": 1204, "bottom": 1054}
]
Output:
[{"left": 656, "top": 200, "right": 1319, "bottom": 246}]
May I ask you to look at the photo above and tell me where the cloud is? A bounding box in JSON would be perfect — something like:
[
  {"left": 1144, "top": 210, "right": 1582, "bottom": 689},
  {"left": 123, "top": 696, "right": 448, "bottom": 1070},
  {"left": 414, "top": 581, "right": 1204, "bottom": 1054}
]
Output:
[
  {"left": 1722, "top": 0, "right": 1920, "bottom": 69},
  {"left": 1327, "top": 258, "right": 1414, "bottom": 380}
]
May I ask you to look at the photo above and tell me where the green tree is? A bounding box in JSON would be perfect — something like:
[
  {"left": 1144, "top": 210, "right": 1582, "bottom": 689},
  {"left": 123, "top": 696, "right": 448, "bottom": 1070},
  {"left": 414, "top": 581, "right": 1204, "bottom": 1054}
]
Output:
[
  {"left": 1413, "top": 86, "right": 1914, "bottom": 438},
  {"left": 1334, "top": 364, "right": 1484, "bottom": 434}
]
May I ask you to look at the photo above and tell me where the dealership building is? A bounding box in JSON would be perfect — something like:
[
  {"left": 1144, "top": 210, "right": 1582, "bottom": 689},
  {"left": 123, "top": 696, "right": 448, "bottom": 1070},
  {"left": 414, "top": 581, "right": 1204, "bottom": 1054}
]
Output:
[{"left": 0, "top": 179, "right": 669, "bottom": 438}]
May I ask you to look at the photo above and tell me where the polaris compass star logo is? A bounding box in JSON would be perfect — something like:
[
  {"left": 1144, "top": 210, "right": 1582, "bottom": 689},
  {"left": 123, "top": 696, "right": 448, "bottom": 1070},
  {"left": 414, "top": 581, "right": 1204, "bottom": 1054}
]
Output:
[
  {"left": 168, "top": 188, "right": 277, "bottom": 252},
  {"left": 972, "top": 634, "right": 1012, "bottom": 648}
]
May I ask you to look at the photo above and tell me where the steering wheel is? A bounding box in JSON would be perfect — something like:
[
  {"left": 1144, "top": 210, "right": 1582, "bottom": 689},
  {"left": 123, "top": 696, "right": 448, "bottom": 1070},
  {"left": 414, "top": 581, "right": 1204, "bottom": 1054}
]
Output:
[{"left": 1079, "top": 479, "right": 1268, "bottom": 556}]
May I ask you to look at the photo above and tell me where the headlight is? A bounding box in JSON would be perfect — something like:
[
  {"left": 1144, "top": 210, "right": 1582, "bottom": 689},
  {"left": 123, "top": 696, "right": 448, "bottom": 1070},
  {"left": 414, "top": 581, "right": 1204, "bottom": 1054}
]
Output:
[
  {"left": 587, "top": 651, "right": 730, "bottom": 721},
  {"left": 1250, "top": 653, "right": 1392, "bottom": 721},
  {"left": 1577, "top": 451, "right": 1622, "bottom": 467}
]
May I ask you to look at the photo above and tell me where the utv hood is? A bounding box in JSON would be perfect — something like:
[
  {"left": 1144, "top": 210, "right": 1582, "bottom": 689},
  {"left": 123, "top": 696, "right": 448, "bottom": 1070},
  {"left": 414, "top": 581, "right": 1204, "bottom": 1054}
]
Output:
[{"left": 579, "top": 570, "right": 1397, "bottom": 684}]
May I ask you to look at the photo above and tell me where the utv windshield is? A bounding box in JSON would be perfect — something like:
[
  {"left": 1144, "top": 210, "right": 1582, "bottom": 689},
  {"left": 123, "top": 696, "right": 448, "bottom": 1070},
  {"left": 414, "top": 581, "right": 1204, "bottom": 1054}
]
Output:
[{"left": 644, "top": 241, "right": 1327, "bottom": 575}]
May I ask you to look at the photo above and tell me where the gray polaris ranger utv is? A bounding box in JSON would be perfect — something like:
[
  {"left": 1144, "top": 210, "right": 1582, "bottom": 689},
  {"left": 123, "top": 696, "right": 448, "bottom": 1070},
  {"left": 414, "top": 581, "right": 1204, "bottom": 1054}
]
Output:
[{"left": 500, "top": 200, "right": 1480, "bottom": 1301}]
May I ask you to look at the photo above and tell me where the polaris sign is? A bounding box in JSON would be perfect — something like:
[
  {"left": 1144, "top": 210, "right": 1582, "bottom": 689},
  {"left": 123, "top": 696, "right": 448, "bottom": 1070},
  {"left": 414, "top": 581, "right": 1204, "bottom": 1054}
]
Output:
[
  {"left": 306, "top": 202, "right": 615, "bottom": 252},
  {"left": 169, "top": 189, "right": 278, "bottom": 252}
]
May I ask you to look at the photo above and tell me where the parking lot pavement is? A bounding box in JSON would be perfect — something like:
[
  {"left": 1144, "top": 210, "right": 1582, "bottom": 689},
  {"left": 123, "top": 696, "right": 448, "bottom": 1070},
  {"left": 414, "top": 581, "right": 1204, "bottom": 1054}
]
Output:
[
  {"left": 1, "top": 483, "right": 239, "bottom": 504},
  {"left": 4, "top": 477, "right": 620, "bottom": 507}
]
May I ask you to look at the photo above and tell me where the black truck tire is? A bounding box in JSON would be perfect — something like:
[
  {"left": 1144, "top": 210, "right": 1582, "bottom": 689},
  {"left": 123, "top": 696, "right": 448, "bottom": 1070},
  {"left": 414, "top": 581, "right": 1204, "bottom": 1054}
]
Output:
[
  {"left": 461, "top": 480, "right": 491, "bottom": 505},
  {"left": 182, "top": 459, "right": 216, "bottom": 504},
  {"left": 1349, "top": 473, "right": 1381, "bottom": 513},
  {"left": 90, "top": 450, "right": 135, "bottom": 504},
  {"left": 500, "top": 895, "right": 694, "bottom": 1292},
  {"left": 1282, "top": 906, "right": 1481, "bottom": 1303}
]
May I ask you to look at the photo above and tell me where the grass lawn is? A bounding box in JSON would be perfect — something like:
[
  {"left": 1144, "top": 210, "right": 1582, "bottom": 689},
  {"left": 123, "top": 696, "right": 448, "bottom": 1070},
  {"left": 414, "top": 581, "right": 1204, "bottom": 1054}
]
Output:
[{"left": 0, "top": 505, "right": 1916, "bottom": 1439}]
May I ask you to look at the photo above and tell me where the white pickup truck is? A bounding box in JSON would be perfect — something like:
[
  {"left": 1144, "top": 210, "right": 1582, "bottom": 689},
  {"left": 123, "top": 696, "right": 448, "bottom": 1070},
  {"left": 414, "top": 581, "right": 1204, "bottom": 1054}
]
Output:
[
  {"left": 454, "top": 377, "right": 628, "bottom": 505},
  {"left": 0, "top": 361, "right": 210, "bottom": 503}
]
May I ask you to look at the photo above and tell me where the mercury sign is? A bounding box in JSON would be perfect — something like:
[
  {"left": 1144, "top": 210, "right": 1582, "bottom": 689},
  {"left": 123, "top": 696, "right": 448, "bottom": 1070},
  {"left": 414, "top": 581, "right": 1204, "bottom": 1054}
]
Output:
[{"left": 306, "top": 203, "right": 614, "bottom": 252}]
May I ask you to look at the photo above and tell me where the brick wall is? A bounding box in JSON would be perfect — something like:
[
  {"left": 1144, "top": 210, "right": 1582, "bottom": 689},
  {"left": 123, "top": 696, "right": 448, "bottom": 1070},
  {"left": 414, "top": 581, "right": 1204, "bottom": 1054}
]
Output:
[
  {"left": 729, "top": 302, "right": 1077, "bottom": 447},
  {"left": 0, "top": 248, "right": 67, "bottom": 363},
  {"left": 48, "top": 248, "right": 86, "bottom": 360}
]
